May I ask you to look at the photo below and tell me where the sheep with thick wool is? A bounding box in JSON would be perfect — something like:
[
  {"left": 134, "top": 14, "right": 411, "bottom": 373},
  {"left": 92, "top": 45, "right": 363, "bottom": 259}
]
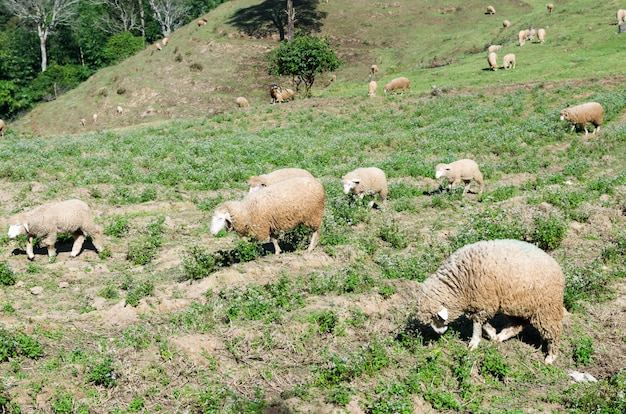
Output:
[
  {"left": 560, "top": 102, "right": 603, "bottom": 135},
  {"left": 486, "top": 5, "right": 496, "bottom": 14},
  {"left": 7, "top": 199, "right": 104, "bottom": 260},
  {"left": 236, "top": 97, "right": 249, "bottom": 108},
  {"left": 487, "top": 52, "right": 498, "bottom": 70},
  {"left": 487, "top": 44, "right": 501, "bottom": 53},
  {"left": 0, "top": 119, "right": 5, "bottom": 137},
  {"left": 210, "top": 177, "right": 325, "bottom": 254},
  {"left": 518, "top": 29, "right": 530, "bottom": 45},
  {"left": 383, "top": 77, "right": 410, "bottom": 94},
  {"left": 502, "top": 20, "right": 510, "bottom": 28},
  {"left": 536, "top": 28, "right": 546, "bottom": 42},
  {"left": 248, "top": 168, "right": 314, "bottom": 192},
  {"left": 435, "top": 159, "right": 484, "bottom": 194},
  {"left": 342, "top": 167, "right": 388, "bottom": 203},
  {"left": 547, "top": 3, "right": 554, "bottom": 14},
  {"left": 618, "top": 9, "right": 626, "bottom": 24},
  {"left": 415, "top": 239, "right": 565, "bottom": 364},
  {"left": 503, "top": 53, "right": 516, "bottom": 69},
  {"left": 368, "top": 80, "right": 377, "bottom": 97}
]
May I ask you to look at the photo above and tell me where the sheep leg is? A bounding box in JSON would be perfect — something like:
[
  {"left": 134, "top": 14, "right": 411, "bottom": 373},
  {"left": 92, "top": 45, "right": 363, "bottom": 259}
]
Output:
[
  {"left": 545, "top": 341, "right": 558, "bottom": 365},
  {"left": 308, "top": 229, "right": 320, "bottom": 252},
  {"left": 26, "top": 236, "right": 35, "bottom": 260},
  {"left": 469, "top": 320, "right": 483, "bottom": 350},
  {"left": 71, "top": 231, "right": 85, "bottom": 257},
  {"left": 463, "top": 180, "right": 471, "bottom": 194},
  {"left": 495, "top": 319, "right": 528, "bottom": 342},
  {"left": 482, "top": 322, "right": 498, "bottom": 340},
  {"left": 42, "top": 233, "right": 57, "bottom": 258},
  {"left": 271, "top": 237, "right": 282, "bottom": 254}
]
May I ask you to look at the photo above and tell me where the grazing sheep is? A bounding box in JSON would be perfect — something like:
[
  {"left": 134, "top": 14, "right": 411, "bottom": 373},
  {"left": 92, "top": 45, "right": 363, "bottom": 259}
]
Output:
[
  {"left": 487, "top": 44, "right": 502, "bottom": 53},
  {"left": 282, "top": 88, "right": 296, "bottom": 101},
  {"left": 486, "top": 5, "right": 496, "bottom": 15},
  {"left": 536, "top": 28, "right": 546, "bottom": 42},
  {"left": 370, "top": 64, "right": 378, "bottom": 74},
  {"left": 162, "top": 37, "right": 169, "bottom": 46},
  {"left": 270, "top": 84, "right": 283, "bottom": 104},
  {"left": 156, "top": 42, "right": 162, "bottom": 51},
  {"left": 342, "top": 167, "right": 388, "bottom": 203},
  {"left": 197, "top": 17, "right": 208, "bottom": 26},
  {"left": 529, "top": 27, "right": 536, "bottom": 40},
  {"left": 415, "top": 239, "right": 565, "bottom": 364},
  {"left": 502, "top": 20, "right": 510, "bottom": 28},
  {"left": 435, "top": 159, "right": 484, "bottom": 194},
  {"left": 0, "top": 119, "right": 5, "bottom": 138},
  {"left": 618, "top": 9, "right": 626, "bottom": 24},
  {"left": 560, "top": 102, "right": 604, "bottom": 135},
  {"left": 236, "top": 96, "right": 250, "bottom": 108},
  {"left": 487, "top": 52, "right": 498, "bottom": 70},
  {"left": 503, "top": 53, "right": 516, "bottom": 69},
  {"left": 383, "top": 77, "right": 410, "bottom": 94},
  {"left": 7, "top": 199, "right": 104, "bottom": 260},
  {"left": 79, "top": 118, "right": 86, "bottom": 127},
  {"left": 248, "top": 168, "right": 314, "bottom": 192},
  {"left": 547, "top": 3, "right": 554, "bottom": 14},
  {"left": 368, "top": 80, "right": 377, "bottom": 97},
  {"left": 92, "top": 113, "right": 98, "bottom": 124},
  {"left": 210, "top": 177, "right": 325, "bottom": 254},
  {"left": 116, "top": 105, "right": 123, "bottom": 115}
]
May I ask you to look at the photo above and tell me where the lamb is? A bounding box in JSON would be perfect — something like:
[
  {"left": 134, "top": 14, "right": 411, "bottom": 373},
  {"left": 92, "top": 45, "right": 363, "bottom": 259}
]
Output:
[
  {"left": 415, "top": 239, "right": 565, "bottom": 364},
  {"left": 342, "top": 167, "right": 388, "bottom": 203},
  {"left": 248, "top": 168, "right": 314, "bottom": 192},
  {"left": 7, "top": 199, "right": 104, "bottom": 260},
  {"left": 547, "top": 3, "right": 554, "bottom": 14},
  {"left": 503, "top": 53, "right": 516, "bottom": 69},
  {"left": 370, "top": 64, "right": 378, "bottom": 74},
  {"left": 156, "top": 42, "right": 162, "bottom": 51},
  {"left": 486, "top": 5, "right": 496, "bottom": 15},
  {"left": 116, "top": 105, "right": 123, "bottom": 115},
  {"left": 210, "top": 176, "right": 325, "bottom": 254},
  {"left": 197, "top": 17, "right": 208, "bottom": 26},
  {"left": 435, "top": 159, "right": 484, "bottom": 194},
  {"left": 162, "top": 37, "right": 169, "bottom": 46},
  {"left": 236, "top": 96, "right": 250, "bottom": 108},
  {"left": 0, "top": 119, "right": 5, "bottom": 138},
  {"left": 270, "top": 84, "right": 283, "bottom": 104},
  {"left": 487, "top": 52, "right": 498, "bottom": 70},
  {"left": 92, "top": 113, "right": 98, "bottom": 124},
  {"left": 487, "top": 44, "right": 502, "bottom": 53},
  {"left": 368, "top": 80, "right": 377, "bottom": 97},
  {"left": 560, "top": 102, "right": 604, "bottom": 135},
  {"left": 618, "top": 9, "right": 626, "bottom": 24},
  {"left": 502, "top": 20, "right": 510, "bottom": 28},
  {"left": 383, "top": 77, "right": 410, "bottom": 94},
  {"left": 536, "top": 28, "right": 546, "bottom": 43}
]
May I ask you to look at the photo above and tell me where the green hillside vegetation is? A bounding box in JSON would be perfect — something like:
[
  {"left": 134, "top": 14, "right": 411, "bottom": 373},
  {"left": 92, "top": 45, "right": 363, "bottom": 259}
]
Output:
[{"left": 0, "top": 0, "right": 625, "bottom": 412}]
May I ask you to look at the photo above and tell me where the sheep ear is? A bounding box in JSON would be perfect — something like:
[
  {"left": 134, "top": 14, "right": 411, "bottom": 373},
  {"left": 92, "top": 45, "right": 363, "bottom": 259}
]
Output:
[
  {"left": 445, "top": 166, "right": 452, "bottom": 171},
  {"left": 352, "top": 178, "right": 361, "bottom": 184},
  {"left": 437, "top": 307, "right": 448, "bottom": 321}
]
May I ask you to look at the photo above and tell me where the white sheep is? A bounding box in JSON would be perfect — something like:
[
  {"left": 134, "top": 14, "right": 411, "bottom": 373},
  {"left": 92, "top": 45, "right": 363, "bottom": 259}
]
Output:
[
  {"left": 210, "top": 176, "right": 325, "bottom": 254},
  {"left": 197, "top": 17, "right": 208, "bottom": 26},
  {"left": 0, "top": 119, "right": 5, "bottom": 138},
  {"left": 503, "top": 53, "right": 516, "bottom": 69},
  {"left": 282, "top": 88, "right": 296, "bottom": 101},
  {"left": 79, "top": 118, "right": 86, "bottom": 127},
  {"left": 415, "top": 239, "right": 565, "bottom": 364},
  {"left": 370, "top": 64, "right": 379, "bottom": 74},
  {"left": 383, "top": 77, "right": 410, "bottom": 94},
  {"left": 502, "top": 20, "right": 510, "bottom": 28},
  {"left": 236, "top": 97, "right": 250, "bottom": 108},
  {"left": 162, "top": 37, "right": 169, "bottom": 46},
  {"left": 368, "top": 80, "right": 377, "bottom": 97},
  {"left": 116, "top": 105, "right": 123, "bottom": 115},
  {"left": 435, "top": 159, "right": 484, "bottom": 194},
  {"left": 248, "top": 168, "right": 314, "bottom": 192},
  {"left": 560, "top": 102, "right": 604, "bottom": 135},
  {"left": 92, "top": 113, "right": 98, "bottom": 124},
  {"left": 342, "top": 167, "right": 388, "bottom": 203},
  {"left": 156, "top": 42, "right": 162, "bottom": 51},
  {"left": 547, "top": 3, "right": 554, "bottom": 14},
  {"left": 486, "top": 5, "right": 496, "bottom": 15},
  {"left": 7, "top": 199, "right": 104, "bottom": 260},
  {"left": 617, "top": 9, "right": 626, "bottom": 24},
  {"left": 518, "top": 29, "right": 530, "bottom": 46},
  {"left": 487, "top": 52, "right": 498, "bottom": 70},
  {"left": 536, "top": 28, "right": 546, "bottom": 43},
  {"left": 487, "top": 44, "right": 502, "bottom": 53}
]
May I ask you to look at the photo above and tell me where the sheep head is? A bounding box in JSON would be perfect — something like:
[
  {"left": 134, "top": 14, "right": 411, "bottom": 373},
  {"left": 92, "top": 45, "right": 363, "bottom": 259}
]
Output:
[
  {"left": 342, "top": 177, "right": 361, "bottom": 194},
  {"left": 210, "top": 206, "right": 233, "bottom": 235},
  {"left": 7, "top": 221, "right": 28, "bottom": 238},
  {"left": 435, "top": 164, "right": 450, "bottom": 179}
]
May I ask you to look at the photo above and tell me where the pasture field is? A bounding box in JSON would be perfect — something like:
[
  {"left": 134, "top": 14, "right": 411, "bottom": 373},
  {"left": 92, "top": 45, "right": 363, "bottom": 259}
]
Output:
[{"left": 1, "top": 0, "right": 626, "bottom": 412}]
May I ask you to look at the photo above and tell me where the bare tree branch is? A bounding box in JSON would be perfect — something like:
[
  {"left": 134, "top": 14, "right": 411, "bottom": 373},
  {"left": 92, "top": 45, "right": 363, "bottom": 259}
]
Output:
[
  {"left": 146, "top": 0, "right": 190, "bottom": 38},
  {"left": 97, "top": 0, "right": 142, "bottom": 34},
  {"left": 2, "top": 0, "right": 80, "bottom": 72}
]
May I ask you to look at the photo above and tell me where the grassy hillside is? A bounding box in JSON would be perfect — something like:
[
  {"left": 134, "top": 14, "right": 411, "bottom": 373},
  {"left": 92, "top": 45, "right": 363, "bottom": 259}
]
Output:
[{"left": 0, "top": 0, "right": 625, "bottom": 413}]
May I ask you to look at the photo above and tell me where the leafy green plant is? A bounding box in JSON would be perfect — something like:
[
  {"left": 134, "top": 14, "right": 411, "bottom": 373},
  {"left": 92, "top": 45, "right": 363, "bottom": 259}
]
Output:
[
  {"left": 532, "top": 213, "right": 567, "bottom": 251},
  {"left": 121, "top": 276, "right": 154, "bottom": 307},
  {"left": 0, "top": 262, "right": 16, "bottom": 286},
  {"left": 104, "top": 215, "right": 131, "bottom": 238},
  {"left": 481, "top": 345, "right": 510, "bottom": 381},
  {"left": 126, "top": 215, "right": 165, "bottom": 265},
  {"left": 182, "top": 246, "right": 217, "bottom": 280},
  {"left": 572, "top": 336, "right": 594, "bottom": 366},
  {"left": 0, "top": 328, "right": 44, "bottom": 362},
  {"left": 310, "top": 310, "right": 340, "bottom": 334},
  {"left": 87, "top": 357, "right": 116, "bottom": 387}
]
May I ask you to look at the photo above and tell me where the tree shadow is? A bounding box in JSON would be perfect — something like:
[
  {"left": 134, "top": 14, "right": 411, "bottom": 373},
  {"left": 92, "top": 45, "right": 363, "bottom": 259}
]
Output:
[{"left": 226, "top": 0, "right": 327, "bottom": 41}]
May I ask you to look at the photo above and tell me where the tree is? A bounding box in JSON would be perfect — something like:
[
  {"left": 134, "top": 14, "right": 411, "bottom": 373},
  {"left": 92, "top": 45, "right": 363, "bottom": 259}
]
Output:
[
  {"left": 2, "top": 0, "right": 80, "bottom": 72},
  {"left": 267, "top": 34, "right": 341, "bottom": 98},
  {"left": 146, "top": 0, "right": 190, "bottom": 38},
  {"left": 98, "top": 0, "right": 143, "bottom": 34}
]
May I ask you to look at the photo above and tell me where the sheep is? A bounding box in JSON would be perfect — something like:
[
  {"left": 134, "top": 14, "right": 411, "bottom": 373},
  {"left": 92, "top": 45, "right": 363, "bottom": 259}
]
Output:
[
  {"left": 560, "top": 102, "right": 604, "bottom": 135},
  {"left": 210, "top": 176, "right": 325, "bottom": 254},
  {"left": 370, "top": 64, "right": 379, "bottom": 74},
  {"left": 270, "top": 84, "right": 283, "bottom": 104},
  {"left": 162, "top": 37, "right": 169, "bottom": 46},
  {"left": 486, "top": 5, "right": 496, "bottom": 15},
  {"left": 156, "top": 42, "right": 162, "bottom": 51},
  {"left": 197, "top": 17, "right": 208, "bottom": 26},
  {"left": 7, "top": 199, "right": 104, "bottom": 260},
  {"left": 116, "top": 105, "right": 123, "bottom": 115},
  {"left": 0, "top": 119, "right": 5, "bottom": 138},
  {"left": 248, "top": 168, "right": 314, "bottom": 192},
  {"left": 536, "top": 28, "right": 546, "bottom": 43},
  {"left": 282, "top": 88, "right": 296, "bottom": 101},
  {"left": 342, "top": 167, "right": 388, "bottom": 204},
  {"left": 368, "top": 80, "right": 377, "bottom": 97},
  {"left": 487, "top": 44, "right": 502, "bottom": 53},
  {"left": 435, "top": 159, "right": 484, "bottom": 194},
  {"left": 92, "top": 113, "right": 98, "bottom": 124},
  {"left": 502, "top": 20, "right": 510, "bottom": 28},
  {"left": 518, "top": 29, "right": 530, "bottom": 45},
  {"left": 414, "top": 239, "right": 565, "bottom": 364},
  {"left": 547, "top": 3, "right": 554, "bottom": 14},
  {"left": 383, "top": 77, "right": 410, "bottom": 94},
  {"left": 79, "top": 118, "right": 86, "bottom": 127},
  {"left": 618, "top": 9, "right": 626, "bottom": 24},
  {"left": 236, "top": 96, "right": 250, "bottom": 108},
  {"left": 503, "top": 53, "right": 516, "bottom": 69},
  {"left": 487, "top": 52, "right": 498, "bottom": 70}
]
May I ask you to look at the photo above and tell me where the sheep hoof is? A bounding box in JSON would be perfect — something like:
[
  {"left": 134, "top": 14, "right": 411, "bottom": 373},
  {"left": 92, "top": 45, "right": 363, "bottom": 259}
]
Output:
[{"left": 545, "top": 354, "right": 557, "bottom": 365}]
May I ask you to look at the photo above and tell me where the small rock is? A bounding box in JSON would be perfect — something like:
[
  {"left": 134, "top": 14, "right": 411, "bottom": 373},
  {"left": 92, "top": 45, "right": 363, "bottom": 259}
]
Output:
[
  {"left": 30, "top": 286, "right": 44, "bottom": 295},
  {"left": 568, "top": 370, "right": 597, "bottom": 383},
  {"left": 59, "top": 282, "right": 70, "bottom": 288}
]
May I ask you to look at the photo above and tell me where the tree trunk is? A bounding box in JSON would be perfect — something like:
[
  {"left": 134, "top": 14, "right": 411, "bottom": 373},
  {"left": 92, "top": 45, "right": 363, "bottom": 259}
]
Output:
[
  {"left": 37, "top": 23, "right": 49, "bottom": 72},
  {"left": 139, "top": 0, "right": 146, "bottom": 45},
  {"left": 287, "top": 0, "right": 295, "bottom": 42}
]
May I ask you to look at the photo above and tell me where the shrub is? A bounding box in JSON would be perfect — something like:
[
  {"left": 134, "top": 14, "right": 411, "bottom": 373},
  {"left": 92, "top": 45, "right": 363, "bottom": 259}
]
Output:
[
  {"left": 103, "top": 32, "right": 144, "bottom": 64},
  {"left": 87, "top": 357, "right": 116, "bottom": 387},
  {"left": 0, "top": 262, "right": 16, "bottom": 286},
  {"left": 532, "top": 213, "right": 567, "bottom": 251},
  {"left": 182, "top": 246, "right": 217, "bottom": 280},
  {"left": 572, "top": 336, "right": 594, "bottom": 366}
]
